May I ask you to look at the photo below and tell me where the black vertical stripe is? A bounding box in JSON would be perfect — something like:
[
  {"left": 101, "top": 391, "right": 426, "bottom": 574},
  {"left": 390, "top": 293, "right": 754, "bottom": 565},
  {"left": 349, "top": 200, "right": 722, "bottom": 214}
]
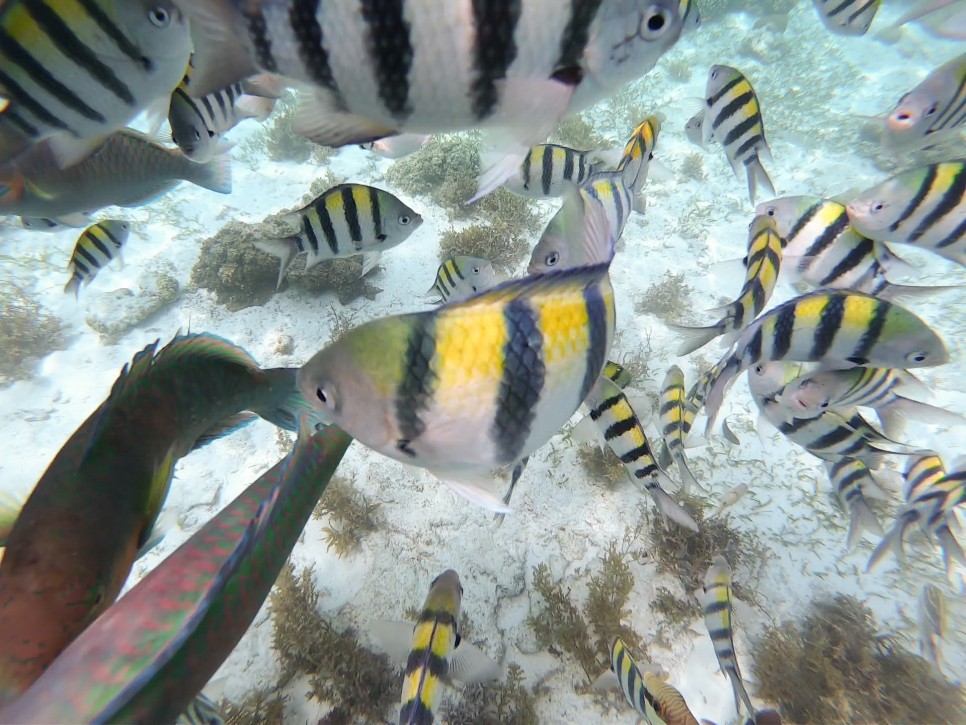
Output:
[
  {"left": 579, "top": 281, "right": 608, "bottom": 403},
  {"left": 745, "top": 326, "right": 763, "bottom": 365},
  {"left": 470, "top": 0, "right": 522, "bottom": 120},
  {"left": 302, "top": 214, "right": 320, "bottom": 254},
  {"left": 441, "top": 263, "right": 457, "bottom": 289},
  {"left": 369, "top": 186, "right": 383, "bottom": 239},
  {"left": 360, "top": 0, "right": 413, "bottom": 119},
  {"left": 716, "top": 90, "right": 755, "bottom": 135},
  {"left": 708, "top": 74, "right": 743, "bottom": 111},
  {"left": 803, "top": 209, "right": 849, "bottom": 258},
  {"left": 247, "top": 7, "right": 278, "bottom": 73},
  {"left": 22, "top": 0, "right": 135, "bottom": 104},
  {"left": 555, "top": 0, "right": 603, "bottom": 71},
  {"left": 77, "top": 243, "right": 102, "bottom": 269},
  {"left": 770, "top": 302, "right": 797, "bottom": 360},
  {"left": 100, "top": 225, "right": 124, "bottom": 250},
  {"left": 316, "top": 201, "right": 339, "bottom": 254},
  {"left": 890, "top": 164, "right": 936, "bottom": 232},
  {"left": 396, "top": 316, "right": 437, "bottom": 456},
  {"left": 288, "top": 0, "right": 334, "bottom": 86},
  {"left": 850, "top": 297, "right": 888, "bottom": 363},
  {"left": 541, "top": 145, "right": 555, "bottom": 196},
  {"left": 341, "top": 186, "right": 362, "bottom": 243},
  {"left": 562, "top": 147, "right": 575, "bottom": 184},
  {"left": 936, "top": 215, "right": 966, "bottom": 250},
  {"left": 733, "top": 133, "right": 763, "bottom": 162},
  {"left": 909, "top": 164, "right": 966, "bottom": 243},
  {"left": 819, "top": 237, "right": 871, "bottom": 285},
  {"left": 492, "top": 299, "right": 545, "bottom": 464},
  {"left": 520, "top": 149, "right": 533, "bottom": 190},
  {"left": 87, "top": 231, "right": 112, "bottom": 258},
  {"left": 784, "top": 201, "right": 822, "bottom": 250},
  {"left": 75, "top": 0, "right": 149, "bottom": 69},
  {"left": 810, "top": 294, "right": 845, "bottom": 359}
]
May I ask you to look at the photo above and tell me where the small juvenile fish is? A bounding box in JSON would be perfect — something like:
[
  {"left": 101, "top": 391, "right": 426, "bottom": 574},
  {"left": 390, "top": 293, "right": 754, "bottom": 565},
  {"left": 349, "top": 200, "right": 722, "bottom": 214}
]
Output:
[
  {"left": 700, "top": 556, "right": 756, "bottom": 720},
  {"left": 812, "top": 0, "right": 882, "bottom": 36},
  {"left": 659, "top": 365, "right": 702, "bottom": 493},
  {"left": 824, "top": 459, "right": 885, "bottom": 552},
  {"left": 64, "top": 220, "right": 132, "bottom": 298},
  {"left": 618, "top": 113, "right": 665, "bottom": 193},
  {"left": 0, "top": 1, "right": 192, "bottom": 167},
  {"left": 919, "top": 583, "right": 947, "bottom": 677},
  {"left": 701, "top": 290, "right": 950, "bottom": 434},
  {"left": 703, "top": 65, "right": 775, "bottom": 204},
  {"left": 884, "top": 53, "right": 966, "bottom": 151},
  {"left": 593, "top": 637, "right": 699, "bottom": 725},
  {"left": 362, "top": 134, "right": 432, "bottom": 160},
  {"left": 298, "top": 202, "right": 617, "bottom": 513},
  {"left": 255, "top": 184, "right": 422, "bottom": 290},
  {"left": 672, "top": 214, "right": 783, "bottom": 355},
  {"left": 846, "top": 161, "right": 966, "bottom": 268},
  {"left": 756, "top": 195, "right": 941, "bottom": 300},
  {"left": 504, "top": 144, "right": 608, "bottom": 199},
  {"left": 709, "top": 482, "right": 749, "bottom": 519},
  {"left": 603, "top": 360, "right": 633, "bottom": 389},
  {"left": 684, "top": 109, "right": 706, "bottom": 148},
  {"left": 776, "top": 367, "right": 965, "bottom": 438},
  {"left": 586, "top": 377, "right": 698, "bottom": 531},
  {"left": 426, "top": 256, "right": 501, "bottom": 304},
  {"left": 679, "top": 0, "right": 702, "bottom": 33}
]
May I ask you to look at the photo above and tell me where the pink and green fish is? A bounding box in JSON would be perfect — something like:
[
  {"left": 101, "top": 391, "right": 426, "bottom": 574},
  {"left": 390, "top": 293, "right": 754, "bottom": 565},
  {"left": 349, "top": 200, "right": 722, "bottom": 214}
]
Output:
[{"left": 0, "top": 417, "right": 351, "bottom": 723}]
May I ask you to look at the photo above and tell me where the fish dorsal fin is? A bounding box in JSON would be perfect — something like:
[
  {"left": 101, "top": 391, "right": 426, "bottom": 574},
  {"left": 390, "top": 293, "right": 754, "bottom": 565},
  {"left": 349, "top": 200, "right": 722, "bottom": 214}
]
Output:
[{"left": 137, "top": 446, "right": 178, "bottom": 550}]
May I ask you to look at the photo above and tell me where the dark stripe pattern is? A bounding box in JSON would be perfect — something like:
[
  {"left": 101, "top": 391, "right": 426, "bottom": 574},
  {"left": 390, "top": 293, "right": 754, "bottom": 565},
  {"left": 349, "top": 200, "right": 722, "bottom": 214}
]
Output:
[
  {"left": 289, "top": 0, "right": 334, "bottom": 87},
  {"left": 396, "top": 316, "right": 437, "bottom": 457},
  {"left": 849, "top": 296, "right": 887, "bottom": 364},
  {"left": 470, "top": 0, "right": 522, "bottom": 119},
  {"left": 341, "top": 186, "right": 362, "bottom": 243},
  {"left": 555, "top": 0, "right": 603, "bottom": 73},
  {"left": 492, "top": 299, "right": 544, "bottom": 464},
  {"left": 360, "top": 0, "right": 413, "bottom": 119},
  {"left": 579, "top": 283, "right": 608, "bottom": 402},
  {"left": 810, "top": 294, "right": 845, "bottom": 358}
]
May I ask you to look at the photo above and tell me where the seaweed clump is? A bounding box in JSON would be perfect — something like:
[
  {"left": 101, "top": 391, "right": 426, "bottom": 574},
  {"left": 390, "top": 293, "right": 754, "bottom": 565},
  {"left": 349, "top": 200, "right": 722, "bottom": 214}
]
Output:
[
  {"left": 0, "top": 281, "right": 65, "bottom": 386},
  {"left": 634, "top": 272, "right": 694, "bottom": 323},
  {"left": 270, "top": 563, "right": 397, "bottom": 722},
  {"left": 438, "top": 222, "right": 531, "bottom": 275},
  {"left": 190, "top": 218, "right": 382, "bottom": 311},
  {"left": 753, "top": 594, "right": 965, "bottom": 724},
  {"left": 447, "top": 663, "right": 538, "bottom": 725},
  {"left": 529, "top": 542, "right": 642, "bottom": 685},
  {"left": 220, "top": 690, "right": 286, "bottom": 725},
  {"left": 312, "top": 475, "right": 382, "bottom": 558},
  {"left": 575, "top": 445, "right": 627, "bottom": 488},
  {"left": 550, "top": 114, "right": 611, "bottom": 150}
]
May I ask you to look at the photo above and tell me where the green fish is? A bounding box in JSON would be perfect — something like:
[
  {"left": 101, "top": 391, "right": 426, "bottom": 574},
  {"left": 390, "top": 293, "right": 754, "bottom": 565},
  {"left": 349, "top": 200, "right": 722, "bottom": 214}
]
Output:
[
  {"left": 0, "top": 418, "right": 351, "bottom": 723},
  {"left": 0, "top": 333, "right": 322, "bottom": 705}
]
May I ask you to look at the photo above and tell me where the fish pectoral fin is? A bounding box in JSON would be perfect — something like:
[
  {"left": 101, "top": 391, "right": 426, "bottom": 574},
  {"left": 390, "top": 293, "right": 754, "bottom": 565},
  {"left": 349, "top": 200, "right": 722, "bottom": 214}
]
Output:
[
  {"left": 590, "top": 669, "right": 620, "bottom": 692},
  {"left": 361, "top": 251, "right": 382, "bottom": 277},
  {"left": 449, "top": 640, "right": 501, "bottom": 684},
  {"left": 368, "top": 619, "right": 418, "bottom": 664},
  {"left": 46, "top": 134, "right": 104, "bottom": 170},
  {"left": 294, "top": 89, "right": 397, "bottom": 147},
  {"left": 437, "top": 473, "right": 512, "bottom": 514}
]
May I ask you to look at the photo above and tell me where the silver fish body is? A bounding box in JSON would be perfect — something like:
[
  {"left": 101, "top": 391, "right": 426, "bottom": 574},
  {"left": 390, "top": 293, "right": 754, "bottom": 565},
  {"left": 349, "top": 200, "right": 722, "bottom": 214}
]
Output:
[
  {"left": 64, "top": 219, "right": 132, "bottom": 298},
  {"left": 918, "top": 583, "right": 947, "bottom": 676},
  {"left": 505, "top": 144, "right": 604, "bottom": 199},
  {"left": 0, "top": 0, "right": 192, "bottom": 167},
  {"left": 811, "top": 0, "right": 882, "bottom": 36},
  {"left": 885, "top": 52, "right": 966, "bottom": 151},
  {"left": 427, "top": 256, "right": 501, "bottom": 304}
]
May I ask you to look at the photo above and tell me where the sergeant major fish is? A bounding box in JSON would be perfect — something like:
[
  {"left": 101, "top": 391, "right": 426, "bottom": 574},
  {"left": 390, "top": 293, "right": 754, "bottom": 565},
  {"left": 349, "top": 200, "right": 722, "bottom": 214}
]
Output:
[
  {"left": 426, "top": 256, "right": 502, "bottom": 305},
  {"left": 811, "top": 0, "right": 882, "bottom": 36},
  {"left": 0, "top": 0, "right": 192, "bottom": 167},
  {"left": 298, "top": 201, "right": 618, "bottom": 512},
  {"left": 703, "top": 65, "right": 775, "bottom": 204},
  {"left": 884, "top": 52, "right": 966, "bottom": 152},
  {"left": 504, "top": 144, "right": 611, "bottom": 200},
  {"left": 0, "top": 333, "right": 324, "bottom": 704},
  {"left": 64, "top": 220, "right": 131, "bottom": 298},
  {"left": 699, "top": 290, "right": 950, "bottom": 434},
  {"left": 255, "top": 183, "right": 422, "bottom": 289},
  {"left": 180, "top": 0, "right": 684, "bottom": 200},
  {"left": 659, "top": 365, "right": 702, "bottom": 493},
  {"left": 824, "top": 459, "right": 886, "bottom": 552},
  {"left": 846, "top": 161, "right": 966, "bottom": 268}
]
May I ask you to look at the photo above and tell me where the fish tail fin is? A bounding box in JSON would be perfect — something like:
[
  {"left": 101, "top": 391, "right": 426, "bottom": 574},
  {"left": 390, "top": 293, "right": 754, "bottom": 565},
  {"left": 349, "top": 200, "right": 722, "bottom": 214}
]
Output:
[
  {"left": 189, "top": 153, "right": 233, "bottom": 194},
  {"left": 64, "top": 274, "right": 82, "bottom": 299},
  {"left": 745, "top": 155, "right": 775, "bottom": 205},
  {"left": 881, "top": 282, "right": 962, "bottom": 303},
  {"left": 579, "top": 183, "right": 618, "bottom": 265},
  {"left": 935, "top": 522, "right": 966, "bottom": 582},
  {"left": 884, "top": 396, "right": 966, "bottom": 432},
  {"left": 845, "top": 497, "right": 885, "bottom": 553},
  {"left": 867, "top": 516, "right": 914, "bottom": 572},
  {"left": 668, "top": 321, "right": 726, "bottom": 356},
  {"left": 254, "top": 236, "right": 300, "bottom": 290},
  {"left": 727, "top": 667, "right": 756, "bottom": 719},
  {"left": 648, "top": 472, "right": 699, "bottom": 532},
  {"left": 256, "top": 368, "right": 329, "bottom": 432}
]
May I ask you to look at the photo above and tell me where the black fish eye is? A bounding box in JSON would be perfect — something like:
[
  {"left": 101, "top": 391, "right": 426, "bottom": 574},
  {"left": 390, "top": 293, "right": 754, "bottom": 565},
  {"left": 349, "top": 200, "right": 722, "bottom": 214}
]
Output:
[
  {"left": 148, "top": 6, "right": 170, "bottom": 27},
  {"left": 820, "top": 401, "right": 828, "bottom": 409},
  {"left": 873, "top": 203, "right": 884, "bottom": 212},
  {"left": 399, "top": 215, "right": 411, "bottom": 225},
  {"left": 911, "top": 352, "right": 927, "bottom": 363},
  {"left": 207, "top": 129, "right": 215, "bottom": 138},
  {"left": 644, "top": 9, "right": 668, "bottom": 34},
  {"left": 926, "top": 103, "right": 938, "bottom": 116},
  {"left": 546, "top": 251, "right": 559, "bottom": 266},
  {"left": 472, "top": 266, "right": 480, "bottom": 274},
  {"left": 316, "top": 387, "right": 327, "bottom": 404}
]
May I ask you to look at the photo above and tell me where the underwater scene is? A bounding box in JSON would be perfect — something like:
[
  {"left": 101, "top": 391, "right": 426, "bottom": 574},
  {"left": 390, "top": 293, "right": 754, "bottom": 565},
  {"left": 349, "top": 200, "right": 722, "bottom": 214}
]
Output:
[{"left": 0, "top": 0, "right": 963, "bottom": 723}]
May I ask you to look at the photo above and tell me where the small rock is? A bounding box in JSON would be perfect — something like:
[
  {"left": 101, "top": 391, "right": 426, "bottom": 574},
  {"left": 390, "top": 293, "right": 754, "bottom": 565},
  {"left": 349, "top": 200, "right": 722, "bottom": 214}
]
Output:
[
  {"left": 85, "top": 260, "right": 182, "bottom": 343},
  {"left": 274, "top": 333, "right": 295, "bottom": 356}
]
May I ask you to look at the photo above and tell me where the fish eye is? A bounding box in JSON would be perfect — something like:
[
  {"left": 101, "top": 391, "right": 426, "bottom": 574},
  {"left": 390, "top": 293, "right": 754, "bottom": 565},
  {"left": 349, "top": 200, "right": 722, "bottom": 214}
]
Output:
[
  {"left": 710, "top": 69, "right": 718, "bottom": 80},
  {"left": 545, "top": 251, "right": 560, "bottom": 267},
  {"left": 472, "top": 266, "right": 480, "bottom": 274},
  {"left": 399, "top": 214, "right": 412, "bottom": 225},
  {"left": 193, "top": 129, "right": 201, "bottom": 141},
  {"left": 207, "top": 129, "right": 215, "bottom": 138},
  {"left": 316, "top": 387, "right": 329, "bottom": 405},
  {"left": 148, "top": 6, "right": 171, "bottom": 27},
  {"left": 926, "top": 103, "right": 938, "bottom": 116},
  {"left": 908, "top": 352, "right": 928, "bottom": 363},
  {"left": 819, "top": 401, "right": 829, "bottom": 409},
  {"left": 638, "top": 7, "right": 670, "bottom": 37}
]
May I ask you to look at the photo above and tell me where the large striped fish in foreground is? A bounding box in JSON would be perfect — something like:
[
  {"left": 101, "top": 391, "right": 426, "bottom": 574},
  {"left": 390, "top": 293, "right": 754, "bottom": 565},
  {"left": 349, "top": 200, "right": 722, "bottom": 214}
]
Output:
[
  {"left": 0, "top": 419, "right": 352, "bottom": 724},
  {"left": 371, "top": 570, "right": 499, "bottom": 725},
  {"left": 0, "top": 333, "right": 324, "bottom": 705},
  {"left": 811, "top": 0, "right": 882, "bottom": 36},
  {"left": 846, "top": 161, "right": 966, "bottom": 268},
  {"left": 672, "top": 214, "right": 783, "bottom": 355},
  {"left": 883, "top": 53, "right": 966, "bottom": 151},
  {"left": 256, "top": 183, "right": 423, "bottom": 289},
  {"left": 64, "top": 220, "right": 132, "bottom": 298},
  {"left": 180, "top": 0, "right": 683, "bottom": 199},
  {"left": 0, "top": 129, "right": 232, "bottom": 219},
  {"left": 0, "top": 0, "right": 191, "bottom": 167},
  {"left": 699, "top": 290, "right": 950, "bottom": 434},
  {"left": 592, "top": 636, "right": 699, "bottom": 725},
  {"left": 703, "top": 65, "right": 775, "bottom": 204},
  {"left": 299, "top": 203, "right": 617, "bottom": 512},
  {"left": 699, "top": 555, "right": 756, "bottom": 720},
  {"left": 755, "top": 195, "right": 942, "bottom": 300}
]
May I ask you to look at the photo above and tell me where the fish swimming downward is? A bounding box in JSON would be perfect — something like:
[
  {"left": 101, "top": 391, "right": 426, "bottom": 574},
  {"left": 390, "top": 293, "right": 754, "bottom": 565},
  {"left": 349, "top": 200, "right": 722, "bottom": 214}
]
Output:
[
  {"left": 824, "top": 458, "right": 886, "bottom": 552},
  {"left": 0, "top": 0, "right": 192, "bottom": 167},
  {"left": 371, "top": 570, "right": 500, "bottom": 725},
  {"left": 299, "top": 200, "right": 618, "bottom": 512},
  {"left": 0, "top": 333, "right": 324, "bottom": 704},
  {"left": 179, "top": 0, "right": 684, "bottom": 199},
  {"left": 255, "top": 183, "right": 423, "bottom": 289},
  {"left": 658, "top": 365, "right": 703, "bottom": 493},
  {"left": 64, "top": 220, "right": 132, "bottom": 298}
]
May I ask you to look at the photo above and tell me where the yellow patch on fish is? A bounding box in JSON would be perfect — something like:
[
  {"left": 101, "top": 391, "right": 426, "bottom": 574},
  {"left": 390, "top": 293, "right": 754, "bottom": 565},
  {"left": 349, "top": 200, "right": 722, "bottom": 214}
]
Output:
[
  {"left": 787, "top": 293, "right": 828, "bottom": 332},
  {"left": 433, "top": 306, "right": 508, "bottom": 396},
  {"left": 611, "top": 395, "right": 647, "bottom": 448},
  {"left": 531, "top": 294, "right": 591, "bottom": 368},
  {"left": 841, "top": 293, "right": 880, "bottom": 332},
  {"left": 931, "top": 162, "right": 960, "bottom": 195}
]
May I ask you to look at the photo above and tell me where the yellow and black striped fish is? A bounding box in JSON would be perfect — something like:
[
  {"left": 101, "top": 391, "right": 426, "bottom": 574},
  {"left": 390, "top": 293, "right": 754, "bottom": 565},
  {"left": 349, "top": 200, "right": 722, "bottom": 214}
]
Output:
[
  {"left": 255, "top": 183, "right": 422, "bottom": 290},
  {"left": 703, "top": 65, "right": 775, "bottom": 204},
  {"left": 700, "top": 555, "right": 756, "bottom": 720},
  {"left": 618, "top": 113, "right": 664, "bottom": 196},
  {"left": 425, "top": 256, "right": 501, "bottom": 304},
  {"left": 823, "top": 459, "right": 885, "bottom": 552},
  {"left": 174, "top": 692, "right": 223, "bottom": 725},
  {"left": 0, "top": 0, "right": 191, "bottom": 167},
  {"left": 812, "top": 0, "right": 882, "bottom": 36},
  {"left": 505, "top": 144, "right": 608, "bottom": 199},
  {"left": 672, "top": 214, "right": 783, "bottom": 355},
  {"left": 846, "top": 161, "right": 966, "bottom": 268},
  {"left": 602, "top": 360, "right": 632, "bottom": 389},
  {"left": 679, "top": 0, "right": 702, "bottom": 33},
  {"left": 701, "top": 290, "right": 949, "bottom": 434},
  {"left": 594, "top": 636, "right": 699, "bottom": 725},
  {"left": 585, "top": 377, "right": 698, "bottom": 531},
  {"left": 64, "top": 220, "right": 131, "bottom": 298},
  {"left": 299, "top": 201, "right": 617, "bottom": 512},
  {"left": 658, "top": 366, "right": 702, "bottom": 493},
  {"left": 395, "top": 570, "right": 499, "bottom": 725}
]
